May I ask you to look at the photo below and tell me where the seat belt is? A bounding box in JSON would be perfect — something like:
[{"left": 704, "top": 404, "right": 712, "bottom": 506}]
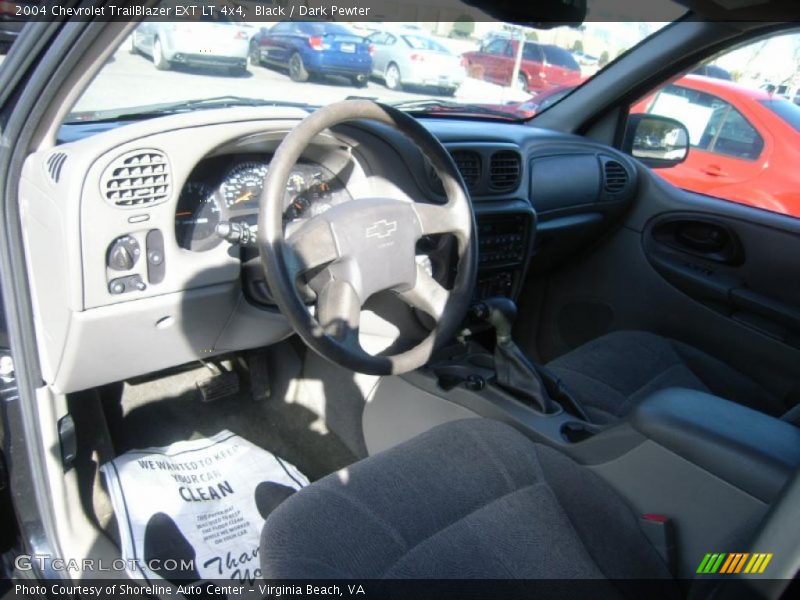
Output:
[{"left": 640, "top": 514, "right": 678, "bottom": 575}]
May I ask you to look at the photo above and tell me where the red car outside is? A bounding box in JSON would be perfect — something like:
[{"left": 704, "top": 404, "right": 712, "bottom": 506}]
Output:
[
  {"left": 632, "top": 74, "right": 800, "bottom": 218},
  {"left": 461, "top": 38, "right": 583, "bottom": 93}
]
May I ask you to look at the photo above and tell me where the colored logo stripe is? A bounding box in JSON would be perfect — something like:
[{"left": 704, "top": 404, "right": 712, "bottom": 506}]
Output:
[
  {"left": 697, "top": 553, "right": 773, "bottom": 574},
  {"left": 697, "top": 553, "right": 726, "bottom": 573},
  {"left": 745, "top": 553, "right": 773, "bottom": 574}
]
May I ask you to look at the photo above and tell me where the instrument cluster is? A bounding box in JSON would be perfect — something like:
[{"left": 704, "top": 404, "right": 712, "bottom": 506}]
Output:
[{"left": 174, "top": 155, "right": 351, "bottom": 251}]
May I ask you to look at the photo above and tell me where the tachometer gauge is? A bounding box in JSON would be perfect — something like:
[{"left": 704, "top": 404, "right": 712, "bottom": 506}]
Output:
[
  {"left": 175, "top": 182, "right": 221, "bottom": 251},
  {"left": 223, "top": 162, "right": 268, "bottom": 209}
]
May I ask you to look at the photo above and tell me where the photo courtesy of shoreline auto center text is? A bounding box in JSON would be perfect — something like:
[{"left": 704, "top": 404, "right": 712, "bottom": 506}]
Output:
[{"left": 1, "top": 1, "right": 800, "bottom": 599}]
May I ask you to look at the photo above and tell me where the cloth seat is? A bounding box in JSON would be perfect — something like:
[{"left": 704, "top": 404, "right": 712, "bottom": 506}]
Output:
[
  {"left": 546, "top": 331, "right": 786, "bottom": 425},
  {"left": 261, "top": 418, "right": 678, "bottom": 588}
]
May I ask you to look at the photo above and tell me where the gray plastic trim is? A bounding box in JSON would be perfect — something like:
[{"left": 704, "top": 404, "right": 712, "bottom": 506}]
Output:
[
  {"left": 591, "top": 440, "right": 768, "bottom": 579},
  {"left": 363, "top": 376, "right": 479, "bottom": 455}
]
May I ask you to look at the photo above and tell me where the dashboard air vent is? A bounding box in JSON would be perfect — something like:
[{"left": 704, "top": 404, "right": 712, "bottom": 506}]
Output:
[
  {"left": 603, "top": 160, "right": 629, "bottom": 193},
  {"left": 489, "top": 150, "right": 521, "bottom": 190},
  {"left": 101, "top": 149, "right": 171, "bottom": 207},
  {"left": 450, "top": 150, "right": 481, "bottom": 189},
  {"left": 46, "top": 152, "right": 67, "bottom": 183}
]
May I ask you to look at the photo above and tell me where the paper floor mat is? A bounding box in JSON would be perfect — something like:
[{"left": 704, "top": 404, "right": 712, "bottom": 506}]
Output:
[{"left": 101, "top": 430, "right": 308, "bottom": 588}]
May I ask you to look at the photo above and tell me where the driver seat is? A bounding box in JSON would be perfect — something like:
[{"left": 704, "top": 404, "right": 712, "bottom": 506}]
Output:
[{"left": 260, "top": 419, "right": 680, "bottom": 583}]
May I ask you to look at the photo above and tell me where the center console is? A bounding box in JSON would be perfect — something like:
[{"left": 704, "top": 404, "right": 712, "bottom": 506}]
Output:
[{"left": 473, "top": 204, "right": 536, "bottom": 302}]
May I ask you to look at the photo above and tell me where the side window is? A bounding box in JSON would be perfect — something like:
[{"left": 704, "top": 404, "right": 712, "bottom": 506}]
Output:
[
  {"left": 712, "top": 109, "right": 763, "bottom": 160},
  {"left": 483, "top": 39, "right": 508, "bottom": 56},
  {"left": 369, "top": 32, "right": 388, "bottom": 45},
  {"left": 542, "top": 46, "right": 580, "bottom": 71},
  {"left": 648, "top": 85, "right": 762, "bottom": 160},
  {"left": 629, "top": 30, "right": 800, "bottom": 218},
  {"left": 523, "top": 43, "right": 544, "bottom": 62}
]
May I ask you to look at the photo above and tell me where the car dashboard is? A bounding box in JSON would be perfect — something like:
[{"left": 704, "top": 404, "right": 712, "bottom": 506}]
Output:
[
  {"left": 175, "top": 154, "right": 354, "bottom": 252},
  {"left": 20, "top": 106, "right": 638, "bottom": 393}
]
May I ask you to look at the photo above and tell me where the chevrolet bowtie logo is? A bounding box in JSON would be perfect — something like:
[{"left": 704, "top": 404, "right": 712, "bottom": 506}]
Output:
[{"left": 366, "top": 219, "right": 398, "bottom": 239}]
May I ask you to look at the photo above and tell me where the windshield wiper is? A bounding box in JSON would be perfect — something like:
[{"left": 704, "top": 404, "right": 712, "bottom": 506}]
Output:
[
  {"left": 390, "top": 99, "right": 522, "bottom": 120},
  {"left": 66, "top": 96, "right": 315, "bottom": 123}
]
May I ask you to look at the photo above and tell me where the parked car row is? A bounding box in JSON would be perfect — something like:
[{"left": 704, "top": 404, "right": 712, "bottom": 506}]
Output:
[
  {"left": 249, "top": 22, "right": 467, "bottom": 94},
  {"left": 127, "top": 20, "right": 585, "bottom": 99}
]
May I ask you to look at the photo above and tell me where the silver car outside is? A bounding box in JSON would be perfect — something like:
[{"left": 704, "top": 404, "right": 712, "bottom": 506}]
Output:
[
  {"left": 368, "top": 29, "right": 466, "bottom": 94},
  {"left": 131, "top": 21, "right": 251, "bottom": 74}
]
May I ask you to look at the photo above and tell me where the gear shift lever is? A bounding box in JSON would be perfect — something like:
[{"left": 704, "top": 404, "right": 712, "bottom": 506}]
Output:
[
  {"left": 474, "top": 297, "right": 588, "bottom": 420},
  {"left": 473, "top": 298, "right": 558, "bottom": 414}
]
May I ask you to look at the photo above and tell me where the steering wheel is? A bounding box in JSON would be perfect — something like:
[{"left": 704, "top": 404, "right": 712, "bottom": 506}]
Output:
[{"left": 258, "top": 100, "right": 477, "bottom": 375}]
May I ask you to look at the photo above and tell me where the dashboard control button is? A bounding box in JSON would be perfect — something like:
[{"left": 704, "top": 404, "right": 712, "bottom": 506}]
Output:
[
  {"left": 108, "top": 274, "right": 146, "bottom": 295},
  {"left": 107, "top": 235, "right": 140, "bottom": 271},
  {"left": 145, "top": 229, "right": 166, "bottom": 284},
  {"left": 110, "top": 245, "right": 133, "bottom": 270}
]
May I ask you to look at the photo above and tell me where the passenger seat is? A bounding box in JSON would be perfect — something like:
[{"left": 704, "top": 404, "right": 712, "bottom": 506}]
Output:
[{"left": 546, "top": 330, "right": 791, "bottom": 425}]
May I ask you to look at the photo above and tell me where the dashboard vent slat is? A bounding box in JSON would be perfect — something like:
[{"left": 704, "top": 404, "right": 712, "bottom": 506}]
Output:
[
  {"left": 428, "top": 150, "right": 481, "bottom": 192},
  {"left": 489, "top": 150, "right": 521, "bottom": 190},
  {"left": 450, "top": 150, "right": 481, "bottom": 189},
  {"left": 46, "top": 152, "right": 67, "bottom": 183},
  {"left": 101, "top": 149, "right": 171, "bottom": 207},
  {"left": 603, "top": 160, "right": 629, "bottom": 193}
]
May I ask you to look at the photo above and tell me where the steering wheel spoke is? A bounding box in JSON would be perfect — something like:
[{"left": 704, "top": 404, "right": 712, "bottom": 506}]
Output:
[
  {"left": 413, "top": 201, "right": 470, "bottom": 240},
  {"left": 317, "top": 279, "right": 362, "bottom": 348},
  {"left": 398, "top": 265, "right": 451, "bottom": 320},
  {"left": 285, "top": 218, "right": 340, "bottom": 276}
]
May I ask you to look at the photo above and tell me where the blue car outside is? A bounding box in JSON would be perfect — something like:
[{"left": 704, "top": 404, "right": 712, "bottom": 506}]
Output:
[{"left": 252, "top": 22, "right": 373, "bottom": 86}]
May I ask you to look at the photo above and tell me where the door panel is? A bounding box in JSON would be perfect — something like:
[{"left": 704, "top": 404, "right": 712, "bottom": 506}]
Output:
[
  {"left": 667, "top": 146, "right": 768, "bottom": 196},
  {"left": 527, "top": 171, "right": 800, "bottom": 408}
]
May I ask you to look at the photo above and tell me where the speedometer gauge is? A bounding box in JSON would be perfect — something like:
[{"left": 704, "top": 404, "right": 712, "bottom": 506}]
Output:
[{"left": 223, "top": 162, "right": 268, "bottom": 209}]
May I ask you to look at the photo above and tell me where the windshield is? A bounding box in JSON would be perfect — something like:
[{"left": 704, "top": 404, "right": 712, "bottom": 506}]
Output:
[{"left": 61, "top": 1, "right": 685, "bottom": 124}]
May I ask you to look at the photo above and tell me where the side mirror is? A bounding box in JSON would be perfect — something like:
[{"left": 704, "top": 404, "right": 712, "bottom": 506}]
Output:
[{"left": 623, "top": 114, "right": 690, "bottom": 169}]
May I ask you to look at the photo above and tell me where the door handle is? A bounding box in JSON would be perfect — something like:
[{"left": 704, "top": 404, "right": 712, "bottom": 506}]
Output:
[
  {"left": 651, "top": 218, "right": 744, "bottom": 265},
  {"left": 701, "top": 164, "right": 728, "bottom": 177}
]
